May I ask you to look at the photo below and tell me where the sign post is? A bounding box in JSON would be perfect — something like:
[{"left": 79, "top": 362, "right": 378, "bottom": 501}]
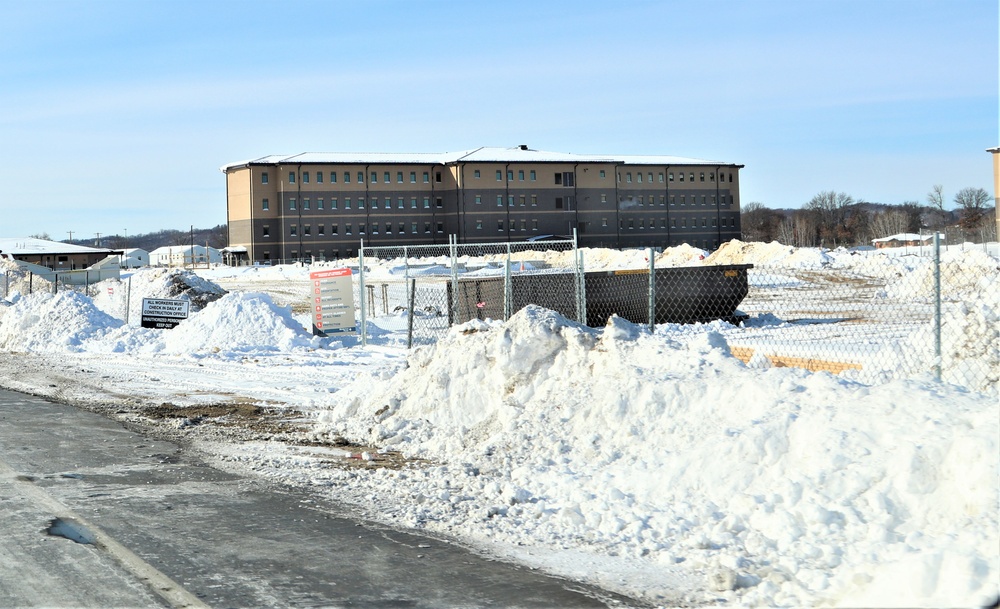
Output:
[
  {"left": 310, "top": 268, "right": 356, "bottom": 336},
  {"left": 140, "top": 298, "right": 190, "bottom": 329}
]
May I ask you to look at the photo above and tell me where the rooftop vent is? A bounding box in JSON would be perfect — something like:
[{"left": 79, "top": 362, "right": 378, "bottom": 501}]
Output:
[{"left": 518, "top": 144, "right": 529, "bottom": 151}]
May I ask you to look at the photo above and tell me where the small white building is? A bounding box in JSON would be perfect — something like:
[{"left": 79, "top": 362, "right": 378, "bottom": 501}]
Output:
[
  {"left": 871, "top": 233, "right": 944, "bottom": 249},
  {"left": 119, "top": 248, "right": 149, "bottom": 268},
  {"left": 149, "top": 245, "right": 222, "bottom": 267}
]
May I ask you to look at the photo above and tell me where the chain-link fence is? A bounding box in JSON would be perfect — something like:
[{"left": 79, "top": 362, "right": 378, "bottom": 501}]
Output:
[{"left": 356, "top": 236, "right": 997, "bottom": 394}]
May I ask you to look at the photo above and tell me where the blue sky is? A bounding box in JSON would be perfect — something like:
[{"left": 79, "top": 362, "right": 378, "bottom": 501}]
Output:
[{"left": 1, "top": 0, "right": 996, "bottom": 241}]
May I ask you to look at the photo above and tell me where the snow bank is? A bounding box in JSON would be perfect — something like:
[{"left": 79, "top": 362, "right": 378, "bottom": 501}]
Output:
[
  {"left": 162, "top": 292, "right": 321, "bottom": 355},
  {"left": 0, "top": 291, "right": 123, "bottom": 352},
  {"left": 315, "top": 306, "right": 999, "bottom": 607},
  {"left": 92, "top": 267, "right": 227, "bottom": 322}
]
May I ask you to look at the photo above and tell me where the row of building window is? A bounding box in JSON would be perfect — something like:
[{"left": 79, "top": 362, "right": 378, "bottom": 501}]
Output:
[
  {"left": 263, "top": 168, "right": 736, "bottom": 187},
  {"left": 265, "top": 215, "right": 736, "bottom": 239},
  {"left": 265, "top": 193, "right": 736, "bottom": 212}
]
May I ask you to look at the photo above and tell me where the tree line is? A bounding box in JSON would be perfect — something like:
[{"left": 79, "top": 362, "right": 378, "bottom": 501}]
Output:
[
  {"left": 32, "top": 225, "right": 230, "bottom": 252},
  {"left": 742, "top": 186, "right": 996, "bottom": 248}
]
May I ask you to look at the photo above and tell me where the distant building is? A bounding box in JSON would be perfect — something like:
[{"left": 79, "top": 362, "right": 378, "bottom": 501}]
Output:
[
  {"left": 221, "top": 146, "right": 744, "bottom": 263},
  {"left": 0, "top": 237, "right": 121, "bottom": 270},
  {"left": 871, "top": 233, "right": 942, "bottom": 249},
  {"left": 149, "top": 245, "right": 221, "bottom": 267},
  {"left": 119, "top": 248, "right": 150, "bottom": 268}
]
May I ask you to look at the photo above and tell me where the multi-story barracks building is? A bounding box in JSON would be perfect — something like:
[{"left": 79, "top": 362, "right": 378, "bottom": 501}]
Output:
[{"left": 222, "top": 146, "right": 743, "bottom": 262}]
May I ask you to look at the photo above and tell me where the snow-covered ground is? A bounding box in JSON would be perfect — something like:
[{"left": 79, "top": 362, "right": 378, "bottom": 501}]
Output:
[{"left": 0, "top": 242, "right": 997, "bottom": 608}]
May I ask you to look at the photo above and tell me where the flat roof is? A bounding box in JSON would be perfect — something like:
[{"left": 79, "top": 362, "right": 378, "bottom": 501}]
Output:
[
  {"left": 0, "top": 237, "right": 116, "bottom": 256},
  {"left": 221, "top": 146, "right": 737, "bottom": 172}
]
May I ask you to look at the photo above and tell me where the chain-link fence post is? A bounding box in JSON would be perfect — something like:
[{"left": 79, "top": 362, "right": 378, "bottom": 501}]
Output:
[
  {"left": 504, "top": 242, "right": 512, "bottom": 321},
  {"left": 647, "top": 247, "right": 656, "bottom": 333},
  {"left": 575, "top": 244, "right": 586, "bottom": 325},
  {"left": 450, "top": 235, "right": 459, "bottom": 326},
  {"left": 125, "top": 275, "right": 132, "bottom": 325},
  {"left": 407, "top": 277, "right": 416, "bottom": 349},
  {"left": 358, "top": 239, "right": 367, "bottom": 347},
  {"left": 933, "top": 232, "right": 942, "bottom": 381}
]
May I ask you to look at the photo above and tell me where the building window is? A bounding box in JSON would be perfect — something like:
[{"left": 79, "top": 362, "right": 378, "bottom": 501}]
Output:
[
  {"left": 709, "top": 172, "right": 715, "bottom": 181},
  {"left": 498, "top": 220, "right": 504, "bottom": 231},
  {"left": 532, "top": 219, "right": 538, "bottom": 231},
  {"left": 436, "top": 222, "right": 443, "bottom": 233},
  {"left": 639, "top": 219, "right": 645, "bottom": 230},
  {"left": 303, "top": 198, "right": 310, "bottom": 210},
  {"left": 346, "top": 224, "right": 352, "bottom": 235},
  {"left": 262, "top": 225, "right": 270, "bottom": 237},
  {"left": 384, "top": 172, "right": 390, "bottom": 183},
  {"left": 669, "top": 172, "right": 674, "bottom": 182},
  {"left": 679, "top": 173, "right": 684, "bottom": 182},
  {"left": 411, "top": 222, "right": 418, "bottom": 234},
  {"left": 669, "top": 195, "right": 675, "bottom": 206},
  {"left": 520, "top": 219, "right": 526, "bottom": 232},
  {"left": 496, "top": 170, "right": 503, "bottom": 181},
  {"left": 555, "top": 197, "right": 563, "bottom": 209},
  {"left": 507, "top": 170, "right": 514, "bottom": 181},
  {"left": 344, "top": 172, "right": 351, "bottom": 183},
  {"left": 303, "top": 172, "right": 310, "bottom": 183},
  {"left": 424, "top": 222, "right": 431, "bottom": 233},
  {"left": 290, "top": 225, "right": 297, "bottom": 236},
  {"left": 476, "top": 219, "right": 483, "bottom": 230},
  {"left": 637, "top": 173, "right": 643, "bottom": 184},
  {"left": 700, "top": 172, "right": 705, "bottom": 182},
  {"left": 332, "top": 224, "right": 338, "bottom": 234},
  {"left": 660, "top": 195, "right": 665, "bottom": 206},
  {"left": 357, "top": 171, "right": 364, "bottom": 183},
  {"left": 626, "top": 172, "right": 632, "bottom": 183},
  {"left": 530, "top": 170, "right": 536, "bottom": 181},
  {"left": 628, "top": 219, "right": 634, "bottom": 230},
  {"left": 288, "top": 171, "right": 296, "bottom": 184},
  {"left": 423, "top": 171, "right": 429, "bottom": 183},
  {"left": 316, "top": 171, "right": 323, "bottom": 183},
  {"left": 261, "top": 172, "right": 269, "bottom": 184},
  {"left": 330, "top": 172, "right": 337, "bottom": 183},
  {"left": 387, "top": 222, "right": 393, "bottom": 234},
  {"left": 370, "top": 198, "right": 377, "bottom": 209},
  {"left": 317, "top": 198, "right": 324, "bottom": 210},
  {"left": 474, "top": 169, "right": 481, "bottom": 178},
  {"left": 435, "top": 171, "right": 442, "bottom": 183},
  {"left": 601, "top": 217, "right": 608, "bottom": 227},
  {"left": 289, "top": 198, "right": 296, "bottom": 210},
  {"left": 658, "top": 172, "right": 664, "bottom": 183},
  {"left": 345, "top": 197, "right": 351, "bottom": 209},
  {"left": 519, "top": 195, "right": 525, "bottom": 206},
  {"left": 331, "top": 197, "right": 338, "bottom": 209},
  {"left": 518, "top": 170, "right": 524, "bottom": 181},
  {"left": 648, "top": 172, "right": 653, "bottom": 183},
  {"left": 370, "top": 172, "right": 377, "bottom": 183},
  {"left": 410, "top": 171, "right": 416, "bottom": 183},
  {"left": 396, "top": 171, "right": 403, "bottom": 183},
  {"left": 508, "top": 195, "right": 514, "bottom": 206},
  {"left": 531, "top": 195, "right": 537, "bottom": 206},
  {"left": 690, "top": 173, "right": 695, "bottom": 182},
  {"left": 423, "top": 197, "right": 430, "bottom": 209},
  {"left": 475, "top": 195, "right": 482, "bottom": 205},
  {"left": 497, "top": 195, "right": 503, "bottom": 206},
  {"left": 261, "top": 198, "right": 269, "bottom": 211},
  {"left": 397, "top": 197, "right": 404, "bottom": 209},
  {"left": 385, "top": 197, "right": 392, "bottom": 208},
  {"left": 435, "top": 197, "right": 443, "bottom": 208},
  {"left": 410, "top": 197, "right": 417, "bottom": 208},
  {"left": 638, "top": 195, "right": 644, "bottom": 206},
  {"left": 599, "top": 169, "right": 606, "bottom": 178},
  {"left": 304, "top": 225, "right": 311, "bottom": 236},
  {"left": 360, "top": 223, "right": 366, "bottom": 234},
  {"left": 358, "top": 197, "right": 365, "bottom": 209}
]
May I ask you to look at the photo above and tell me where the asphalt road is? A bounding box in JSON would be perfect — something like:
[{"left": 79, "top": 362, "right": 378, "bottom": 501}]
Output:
[{"left": 0, "top": 388, "right": 634, "bottom": 608}]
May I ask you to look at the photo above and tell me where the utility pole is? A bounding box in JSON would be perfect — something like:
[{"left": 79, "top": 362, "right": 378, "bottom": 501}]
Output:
[
  {"left": 95, "top": 233, "right": 102, "bottom": 247},
  {"left": 67, "top": 231, "right": 74, "bottom": 242}
]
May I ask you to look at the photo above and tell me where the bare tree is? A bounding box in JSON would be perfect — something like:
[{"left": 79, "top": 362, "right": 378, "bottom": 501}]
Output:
[
  {"left": 927, "top": 184, "right": 945, "bottom": 211},
  {"left": 741, "top": 202, "right": 785, "bottom": 242},
  {"left": 805, "top": 191, "right": 855, "bottom": 246},
  {"left": 869, "top": 209, "right": 911, "bottom": 240},
  {"left": 954, "top": 187, "right": 990, "bottom": 237}
]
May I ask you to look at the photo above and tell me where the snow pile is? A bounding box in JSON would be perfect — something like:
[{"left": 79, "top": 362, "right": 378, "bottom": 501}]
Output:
[
  {"left": 161, "top": 292, "right": 321, "bottom": 355},
  {"left": 0, "top": 291, "right": 123, "bottom": 352},
  {"left": 655, "top": 242, "right": 709, "bottom": 266},
  {"left": 92, "top": 267, "right": 227, "bottom": 322},
  {"left": 314, "top": 306, "right": 998, "bottom": 607},
  {"left": 881, "top": 249, "right": 999, "bottom": 301},
  {"left": 0, "top": 258, "right": 52, "bottom": 301}
]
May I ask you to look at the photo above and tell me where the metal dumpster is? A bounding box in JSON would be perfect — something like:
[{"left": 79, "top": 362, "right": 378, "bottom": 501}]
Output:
[{"left": 448, "top": 264, "right": 753, "bottom": 327}]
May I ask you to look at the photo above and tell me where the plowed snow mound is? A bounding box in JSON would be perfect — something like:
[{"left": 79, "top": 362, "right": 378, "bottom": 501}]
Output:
[
  {"left": 162, "top": 292, "right": 319, "bottom": 355},
  {"left": 0, "top": 291, "right": 123, "bottom": 352}
]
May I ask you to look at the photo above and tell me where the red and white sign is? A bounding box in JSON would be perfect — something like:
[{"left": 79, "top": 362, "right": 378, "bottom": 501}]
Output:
[{"left": 309, "top": 268, "right": 356, "bottom": 335}]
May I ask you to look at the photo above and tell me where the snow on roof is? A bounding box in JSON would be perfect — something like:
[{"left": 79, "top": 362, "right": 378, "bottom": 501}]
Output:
[
  {"left": 871, "top": 233, "right": 942, "bottom": 243},
  {"left": 221, "top": 146, "right": 736, "bottom": 171},
  {"left": 0, "top": 237, "right": 115, "bottom": 255}
]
